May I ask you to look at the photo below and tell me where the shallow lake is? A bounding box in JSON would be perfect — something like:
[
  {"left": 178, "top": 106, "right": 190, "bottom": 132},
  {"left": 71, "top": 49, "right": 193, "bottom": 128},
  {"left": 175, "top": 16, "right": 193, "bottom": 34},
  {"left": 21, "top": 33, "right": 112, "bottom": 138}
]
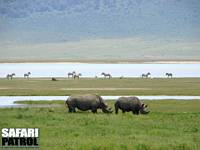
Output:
[
  {"left": 0, "top": 63, "right": 200, "bottom": 77},
  {"left": 1, "top": 95, "right": 200, "bottom": 108}
]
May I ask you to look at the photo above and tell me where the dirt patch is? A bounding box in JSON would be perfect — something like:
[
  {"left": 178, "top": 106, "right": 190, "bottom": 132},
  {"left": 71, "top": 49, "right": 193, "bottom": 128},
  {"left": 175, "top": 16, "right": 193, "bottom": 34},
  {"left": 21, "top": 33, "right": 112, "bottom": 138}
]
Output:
[
  {"left": 60, "top": 88, "right": 150, "bottom": 91},
  {"left": 0, "top": 87, "right": 10, "bottom": 90},
  {"left": 0, "top": 87, "right": 28, "bottom": 90}
]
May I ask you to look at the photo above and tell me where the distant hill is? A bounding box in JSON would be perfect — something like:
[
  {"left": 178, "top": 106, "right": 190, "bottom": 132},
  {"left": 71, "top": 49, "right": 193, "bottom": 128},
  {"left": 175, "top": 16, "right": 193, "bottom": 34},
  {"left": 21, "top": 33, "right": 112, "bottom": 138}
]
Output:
[{"left": 0, "top": 0, "right": 200, "bottom": 62}]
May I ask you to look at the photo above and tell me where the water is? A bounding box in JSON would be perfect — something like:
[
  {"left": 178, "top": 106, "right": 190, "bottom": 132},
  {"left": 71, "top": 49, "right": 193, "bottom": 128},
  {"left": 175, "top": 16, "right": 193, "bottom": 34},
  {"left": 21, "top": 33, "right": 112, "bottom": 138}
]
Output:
[
  {"left": 1, "top": 95, "right": 200, "bottom": 108},
  {"left": 0, "top": 63, "right": 200, "bottom": 77},
  {"left": 0, "top": 63, "right": 200, "bottom": 107}
]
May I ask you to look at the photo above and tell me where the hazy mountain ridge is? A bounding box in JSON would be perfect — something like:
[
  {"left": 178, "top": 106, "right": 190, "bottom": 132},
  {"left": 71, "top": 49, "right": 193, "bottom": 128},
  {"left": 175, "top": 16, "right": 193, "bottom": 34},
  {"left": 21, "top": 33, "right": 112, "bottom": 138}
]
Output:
[
  {"left": 1, "top": 0, "right": 199, "bottom": 18},
  {"left": 0, "top": 0, "right": 200, "bottom": 62},
  {"left": 0, "top": 0, "right": 199, "bottom": 43}
]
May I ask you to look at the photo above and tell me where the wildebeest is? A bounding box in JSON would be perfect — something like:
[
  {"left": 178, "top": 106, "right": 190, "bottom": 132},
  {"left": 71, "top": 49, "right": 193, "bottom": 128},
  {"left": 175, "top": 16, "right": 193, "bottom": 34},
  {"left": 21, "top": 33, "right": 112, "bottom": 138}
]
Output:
[
  {"left": 115, "top": 96, "right": 149, "bottom": 115},
  {"left": 65, "top": 94, "right": 113, "bottom": 113}
]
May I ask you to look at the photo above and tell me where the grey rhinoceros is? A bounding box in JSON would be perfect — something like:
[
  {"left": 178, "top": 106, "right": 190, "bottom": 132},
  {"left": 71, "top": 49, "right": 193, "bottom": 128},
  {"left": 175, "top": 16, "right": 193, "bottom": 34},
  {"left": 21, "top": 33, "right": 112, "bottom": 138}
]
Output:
[
  {"left": 115, "top": 96, "right": 149, "bottom": 115},
  {"left": 65, "top": 94, "right": 113, "bottom": 113}
]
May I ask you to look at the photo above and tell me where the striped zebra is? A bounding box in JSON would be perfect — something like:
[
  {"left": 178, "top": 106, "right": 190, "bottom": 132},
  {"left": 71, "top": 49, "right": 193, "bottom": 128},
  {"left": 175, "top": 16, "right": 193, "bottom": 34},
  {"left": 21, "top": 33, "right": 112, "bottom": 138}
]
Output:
[
  {"left": 24, "top": 72, "right": 31, "bottom": 79},
  {"left": 6, "top": 73, "right": 15, "bottom": 80},
  {"left": 68, "top": 71, "right": 75, "bottom": 78},
  {"left": 142, "top": 72, "right": 151, "bottom": 78},
  {"left": 166, "top": 73, "right": 173, "bottom": 78},
  {"left": 101, "top": 72, "right": 112, "bottom": 79},
  {"left": 73, "top": 73, "right": 82, "bottom": 79}
]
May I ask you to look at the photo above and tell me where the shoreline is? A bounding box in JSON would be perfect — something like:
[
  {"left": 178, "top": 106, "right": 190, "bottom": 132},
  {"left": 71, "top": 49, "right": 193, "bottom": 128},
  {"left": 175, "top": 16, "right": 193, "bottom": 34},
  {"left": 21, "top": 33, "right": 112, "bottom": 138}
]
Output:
[{"left": 0, "top": 60, "right": 200, "bottom": 64}]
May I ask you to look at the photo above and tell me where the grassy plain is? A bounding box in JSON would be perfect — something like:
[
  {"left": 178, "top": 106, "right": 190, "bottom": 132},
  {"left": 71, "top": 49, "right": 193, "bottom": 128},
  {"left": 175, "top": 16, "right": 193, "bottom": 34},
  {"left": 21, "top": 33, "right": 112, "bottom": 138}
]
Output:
[
  {"left": 0, "top": 78, "right": 200, "bottom": 96},
  {"left": 1, "top": 78, "right": 200, "bottom": 149},
  {"left": 0, "top": 100, "right": 200, "bottom": 150}
]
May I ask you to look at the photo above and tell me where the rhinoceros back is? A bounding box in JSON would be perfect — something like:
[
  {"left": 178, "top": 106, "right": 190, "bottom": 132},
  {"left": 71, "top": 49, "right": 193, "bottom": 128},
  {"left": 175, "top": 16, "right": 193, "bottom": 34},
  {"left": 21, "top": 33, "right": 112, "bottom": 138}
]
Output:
[
  {"left": 67, "top": 94, "right": 100, "bottom": 111},
  {"left": 117, "top": 96, "right": 141, "bottom": 109}
]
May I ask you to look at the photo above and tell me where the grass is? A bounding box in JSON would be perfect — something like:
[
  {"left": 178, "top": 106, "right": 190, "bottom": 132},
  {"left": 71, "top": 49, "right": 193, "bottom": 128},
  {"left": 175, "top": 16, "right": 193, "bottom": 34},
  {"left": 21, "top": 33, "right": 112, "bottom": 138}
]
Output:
[
  {"left": 0, "top": 77, "right": 200, "bottom": 96},
  {"left": 1, "top": 77, "right": 200, "bottom": 149},
  {"left": 0, "top": 100, "right": 200, "bottom": 150}
]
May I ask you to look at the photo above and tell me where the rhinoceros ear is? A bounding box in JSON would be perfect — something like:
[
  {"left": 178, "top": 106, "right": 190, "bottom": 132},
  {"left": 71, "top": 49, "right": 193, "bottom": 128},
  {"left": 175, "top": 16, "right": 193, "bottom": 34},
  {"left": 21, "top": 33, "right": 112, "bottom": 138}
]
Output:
[
  {"left": 141, "top": 103, "right": 145, "bottom": 108},
  {"left": 145, "top": 104, "right": 148, "bottom": 108}
]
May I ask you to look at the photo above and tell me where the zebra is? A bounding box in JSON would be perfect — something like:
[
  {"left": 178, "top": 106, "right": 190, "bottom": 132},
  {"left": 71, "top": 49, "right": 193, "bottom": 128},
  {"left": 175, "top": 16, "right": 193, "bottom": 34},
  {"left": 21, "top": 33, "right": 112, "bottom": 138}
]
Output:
[
  {"left": 166, "top": 73, "right": 173, "bottom": 78},
  {"left": 73, "top": 73, "right": 82, "bottom": 79},
  {"left": 6, "top": 73, "right": 15, "bottom": 80},
  {"left": 101, "top": 72, "right": 112, "bottom": 79},
  {"left": 24, "top": 72, "right": 31, "bottom": 79},
  {"left": 142, "top": 72, "right": 151, "bottom": 78},
  {"left": 68, "top": 71, "right": 76, "bottom": 78}
]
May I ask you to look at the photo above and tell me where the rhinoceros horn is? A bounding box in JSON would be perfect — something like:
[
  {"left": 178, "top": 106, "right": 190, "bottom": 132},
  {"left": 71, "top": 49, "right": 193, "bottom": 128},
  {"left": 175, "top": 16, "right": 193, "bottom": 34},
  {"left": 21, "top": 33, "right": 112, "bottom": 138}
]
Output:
[{"left": 102, "top": 106, "right": 113, "bottom": 113}]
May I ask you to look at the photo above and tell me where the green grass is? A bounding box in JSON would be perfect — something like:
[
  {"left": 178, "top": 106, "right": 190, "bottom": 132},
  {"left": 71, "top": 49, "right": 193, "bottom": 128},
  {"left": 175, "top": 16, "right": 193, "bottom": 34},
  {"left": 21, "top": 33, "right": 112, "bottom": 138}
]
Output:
[
  {"left": 1, "top": 100, "right": 200, "bottom": 150},
  {"left": 0, "top": 78, "right": 200, "bottom": 96},
  {"left": 1, "top": 78, "right": 200, "bottom": 149},
  {"left": 14, "top": 100, "right": 200, "bottom": 113}
]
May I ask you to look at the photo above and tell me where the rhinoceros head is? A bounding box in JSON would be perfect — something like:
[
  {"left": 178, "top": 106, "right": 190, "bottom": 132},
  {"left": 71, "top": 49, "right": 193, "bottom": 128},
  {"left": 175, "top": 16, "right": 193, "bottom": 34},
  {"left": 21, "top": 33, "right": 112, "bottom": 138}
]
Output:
[
  {"left": 140, "top": 103, "right": 150, "bottom": 114},
  {"left": 101, "top": 107, "right": 113, "bottom": 113},
  {"left": 98, "top": 96, "right": 113, "bottom": 113},
  {"left": 102, "top": 105, "right": 113, "bottom": 113},
  {"left": 100, "top": 102, "right": 113, "bottom": 113}
]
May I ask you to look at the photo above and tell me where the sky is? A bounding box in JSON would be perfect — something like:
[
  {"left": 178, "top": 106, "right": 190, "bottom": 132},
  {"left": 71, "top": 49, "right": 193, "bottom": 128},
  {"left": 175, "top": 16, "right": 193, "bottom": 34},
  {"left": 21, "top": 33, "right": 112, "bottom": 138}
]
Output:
[{"left": 0, "top": 0, "right": 200, "bottom": 61}]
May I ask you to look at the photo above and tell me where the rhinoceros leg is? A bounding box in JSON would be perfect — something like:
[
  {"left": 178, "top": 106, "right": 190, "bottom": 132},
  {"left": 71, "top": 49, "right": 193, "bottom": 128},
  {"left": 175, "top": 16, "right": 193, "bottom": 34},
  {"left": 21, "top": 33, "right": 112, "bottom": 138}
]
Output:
[
  {"left": 68, "top": 108, "right": 72, "bottom": 113},
  {"left": 132, "top": 110, "right": 139, "bottom": 115},
  {"left": 69, "top": 107, "right": 76, "bottom": 113},
  {"left": 136, "top": 111, "right": 139, "bottom": 115},
  {"left": 115, "top": 106, "right": 118, "bottom": 114},
  {"left": 122, "top": 110, "right": 126, "bottom": 113},
  {"left": 92, "top": 109, "right": 97, "bottom": 113},
  {"left": 67, "top": 105, "right": 73, "bottom": 113},
  {"left": 115, "top": 109, "right": 118, "bottom": 114},
  {"left": 72, "top": 107, "right": 76, "bottom": 112},
  {"left": 91, "top": 107, "right": 98, "bottom": 113}
]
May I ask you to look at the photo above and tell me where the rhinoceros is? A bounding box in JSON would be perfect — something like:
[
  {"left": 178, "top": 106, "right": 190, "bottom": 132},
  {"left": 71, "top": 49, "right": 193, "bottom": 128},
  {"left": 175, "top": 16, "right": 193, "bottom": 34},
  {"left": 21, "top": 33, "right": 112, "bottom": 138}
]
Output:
[
  {"left": 65, "top": 94, "right": 113, "bottom": 113},
  {"left": 115, "top": 96, "right": 149, "bottom": 115}
]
